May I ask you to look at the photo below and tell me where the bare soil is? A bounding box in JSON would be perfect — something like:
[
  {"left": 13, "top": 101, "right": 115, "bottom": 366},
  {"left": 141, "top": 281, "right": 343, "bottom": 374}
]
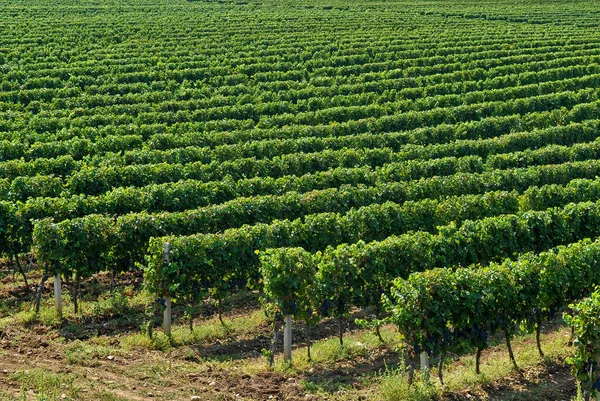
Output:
[{"left": 0, "top": 268, "right": 579, "bottom": 401}]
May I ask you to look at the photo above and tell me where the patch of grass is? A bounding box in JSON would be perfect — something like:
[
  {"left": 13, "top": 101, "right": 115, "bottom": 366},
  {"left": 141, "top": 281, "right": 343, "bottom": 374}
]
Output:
[
  {"left": 120, "top": 332, "right": 173, "bottom": 352},
  {"left": 0, "top": 391, "right": 18, "bottom": 401},
  {"left": 0, "top": 389, "right": 20, "bottom": 401},
  {"left": 119, "top": 309, "right": 266, "bottom": 354},
  {"left": 142, "top": 361, "right": 172, "bottom": 384},
  {"left": 312, "top": 337, "right": 371, "bottom": 363},
  {"left": 11, "top": 305, "right": 61, "bottom": 327},
  {"left": 91, "top": 289, "right": 134, "bottom": 318},
  {"left": 373, "top": 325, "right": 573, "bottom": 400},
  {"left": 180, "top": 346, "right": 198, "bottom": 360},
  {"left": 65, "top": 340, "right": 121, "bottom": 367},
  {"left": 301, "top": 378, "right": 352, "bottom": 394},
  {"left": 88, "top": 391, "right": 130, "bottom": 401},
  {"left": 129, "top": 358, "right": 179, "bottom": 386},
  {"left": 174, "top": 320, "right": 233, "bottom": 345},
  {"left": 441, "top": 326, "right": 571, "bottom": 393},
  {"left": 277, "top": 325, "right": 402, "bottom": 372},
  {"left": 379, "top": 366, "right": 437, "bottom": 401},
  {"left": 0, "top": 302, "right": 16, "bottom": 319},
  {"left": 0, "top": 285, "right": 147, "bottom": 332},
  {"left": 291, "top": 328, "right": 402, "bottom": 397},
  {"left": 127, "top": 288, "right": 154, "bottom": 308},
  {"left": 62, "top": 323, "right": 87, "bottom": 338},
  {"left": 173, "top": 309, "right": 266, "bottom": 346},
  {"left": 10, "top": 368, "right": 82, "bottom": 400}
]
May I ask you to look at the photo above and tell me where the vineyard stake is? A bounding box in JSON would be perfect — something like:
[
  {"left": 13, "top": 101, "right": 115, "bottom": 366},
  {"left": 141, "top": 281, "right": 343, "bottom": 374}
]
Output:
[
  {"left": 596, "top": 353, "right": 600, "bottom": 401},
  {"left": 283, "top": 314, "right": 292, "bottom": 362},
  {"left": 54, "top": 274, "right": 62, "bottom": 317},
  {"left": 163, "top": 297, "right": 172, "bottom": 336},
  {"left": 163, "top": 242, "right": 172, "bottom": 336},
  {"left": 420, "top": 351, "right": 430, "bottom": 376}
]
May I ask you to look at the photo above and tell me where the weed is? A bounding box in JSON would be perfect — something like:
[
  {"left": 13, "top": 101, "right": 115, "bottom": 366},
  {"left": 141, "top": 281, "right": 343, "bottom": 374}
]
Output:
[
  {"left": 121, "top": 332, "right": 172, "bottom": 352},
  {"left": 379, "top": 365, "right": 437, "bottom": 401},
  {"left": 91, "top": 290, "right": 132, "bottom": 317}
]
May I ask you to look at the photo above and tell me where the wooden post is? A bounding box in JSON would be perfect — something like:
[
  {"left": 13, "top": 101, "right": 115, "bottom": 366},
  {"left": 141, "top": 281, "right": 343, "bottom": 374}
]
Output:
[
  {"left": 54, "top": 274, "right": 62, "bottom": 317},
  {"left": 283, "top": 314, "right": 292, "bottom": 362},
  {"left": 163, "top": 242, "right": 172, "bottom": 336}
]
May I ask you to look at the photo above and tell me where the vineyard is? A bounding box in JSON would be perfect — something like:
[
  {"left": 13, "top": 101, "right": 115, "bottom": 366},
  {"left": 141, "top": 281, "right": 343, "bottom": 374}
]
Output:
[{"left": 1, "top": 0, "right": 600, "bottom": 399}]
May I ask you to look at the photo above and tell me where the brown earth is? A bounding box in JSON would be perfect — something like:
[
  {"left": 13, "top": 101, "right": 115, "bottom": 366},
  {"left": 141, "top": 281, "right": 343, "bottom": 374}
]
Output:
[{"left": 0, "top": 267, "right": 579, "bottom": 401}]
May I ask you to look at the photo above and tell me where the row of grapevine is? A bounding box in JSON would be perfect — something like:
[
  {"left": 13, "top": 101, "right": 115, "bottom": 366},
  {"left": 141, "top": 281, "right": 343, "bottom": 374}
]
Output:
[
  {"left": 386, "top": 237, "right": 600, "bottom": 383},
  {"left": 147, "top": 199, "right": 600, "bottom": 343},
  {"left": 5, "top": 44, "right": 599, "bottom": 116},
  {"left": 20, "top": 160, "right": 600, "bottom": 274},
  {"left": 4, "top": 82, "right": 597, "bottom": 138},
  {"left": 6, "top": 156, "right": 600, "bottom": 276},
  {"left": 564, "top": 291, "right": 600, "bottom": 399},
  {"left": 2, "top": 84, "right": 598, "bottom": 179},
  {"left": 4, "top": 107, "right": 600, "bottom": 188},
  {"left": 0, "top": 130, "right": 596, "bottom": 253},
  {"left": 3, "top": 113, "right": 599, "bottom": 206}
]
